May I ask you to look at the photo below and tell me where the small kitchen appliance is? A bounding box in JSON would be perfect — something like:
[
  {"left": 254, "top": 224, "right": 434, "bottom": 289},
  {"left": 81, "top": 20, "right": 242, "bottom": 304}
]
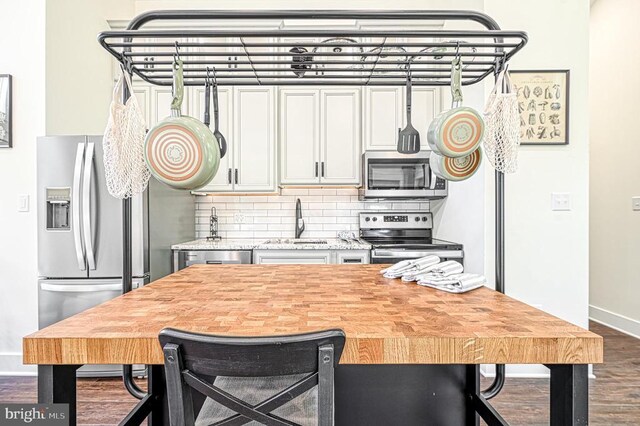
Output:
[
  {"left": 359, "top": 212, "right": 463, "bottom": 264},
  {"left": 360, "top": 151, "right": 447, "bottom": 200}
]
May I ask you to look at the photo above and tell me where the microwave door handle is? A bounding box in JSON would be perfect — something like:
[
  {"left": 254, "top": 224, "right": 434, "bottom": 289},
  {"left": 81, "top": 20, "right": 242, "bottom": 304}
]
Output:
[
  {"left": 429, "top": 166, "right": 437, "bottom": 190},
  {"left": 82, "top": 142, "right": 96, "bottom": 270},
  {"left": 72, "top": 143, "right": 86, "bottom": 271}
]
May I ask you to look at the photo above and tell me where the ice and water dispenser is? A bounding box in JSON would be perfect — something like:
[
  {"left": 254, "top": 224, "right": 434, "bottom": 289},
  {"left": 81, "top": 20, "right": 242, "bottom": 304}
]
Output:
[{"left": 45, "top": 187, "right": 71, "bottom": 230}]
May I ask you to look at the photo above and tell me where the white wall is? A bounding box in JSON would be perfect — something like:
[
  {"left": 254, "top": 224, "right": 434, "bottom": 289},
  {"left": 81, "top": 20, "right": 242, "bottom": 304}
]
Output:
[
  {"left": 0, "top": 0, "right": 46, "bottom": 375},
  {"left": 482, "top": 0, "right": 591, "bottom": 377},
  {"left": 46, "top": 0, "right": 135, "bottom": 135},
  {"left": 589, "top": 0, "right": 640, "bottom": 337}
]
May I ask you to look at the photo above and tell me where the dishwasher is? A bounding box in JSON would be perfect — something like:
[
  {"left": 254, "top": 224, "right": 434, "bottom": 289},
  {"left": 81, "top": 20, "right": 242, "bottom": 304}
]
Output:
[{"left": 173, "top": 250, "right": 252, "bottom": 272}]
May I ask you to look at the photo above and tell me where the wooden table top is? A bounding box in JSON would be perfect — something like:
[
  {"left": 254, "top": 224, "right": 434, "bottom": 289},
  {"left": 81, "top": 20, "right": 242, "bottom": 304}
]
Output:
[{"left": 24, "top": 264, "right": 602, "bottom": 365}]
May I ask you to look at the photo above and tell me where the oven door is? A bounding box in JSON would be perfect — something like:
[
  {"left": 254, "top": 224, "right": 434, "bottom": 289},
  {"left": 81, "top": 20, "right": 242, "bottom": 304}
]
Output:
[
  {"left": 361, "top": 152, "right": 447, "bottom": 199},
  {"left": 371, "top": 249, "right": 464, "bottom": 265}
]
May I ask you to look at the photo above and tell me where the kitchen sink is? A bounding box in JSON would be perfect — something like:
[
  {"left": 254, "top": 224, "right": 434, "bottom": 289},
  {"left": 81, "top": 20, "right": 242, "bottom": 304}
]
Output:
[{"left": 263, "top": 239, "right": 328, "bottom": 244}]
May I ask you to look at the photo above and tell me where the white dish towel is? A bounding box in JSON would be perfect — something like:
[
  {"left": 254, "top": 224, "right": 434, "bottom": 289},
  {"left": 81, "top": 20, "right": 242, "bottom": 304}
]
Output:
[
  {"left": 417, "top": 273, "right": 486, "bottom": 293},
  {"left": 422, "top": 260, "right": 464, "bottom": 277},
  {"left": 381, "top": 255, "right": 440, "bottom": 279}
]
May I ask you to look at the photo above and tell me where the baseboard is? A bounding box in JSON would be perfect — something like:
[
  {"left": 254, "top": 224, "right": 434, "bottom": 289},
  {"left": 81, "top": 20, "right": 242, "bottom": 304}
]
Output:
[
  {"left": 590, "top": 305, "right": 640, "bottom": 339},
  {"left": 0, "top": 352, "right": 37, "bottom": 376}
]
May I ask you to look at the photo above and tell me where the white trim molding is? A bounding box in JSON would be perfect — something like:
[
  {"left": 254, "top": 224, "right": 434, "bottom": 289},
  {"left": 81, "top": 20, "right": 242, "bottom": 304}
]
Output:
[
  {"left": 590, "top": 305, "right": 640, "bottom": 339},
  {"left": 0, "top": 352, "right": 37, "bottom": 376}
]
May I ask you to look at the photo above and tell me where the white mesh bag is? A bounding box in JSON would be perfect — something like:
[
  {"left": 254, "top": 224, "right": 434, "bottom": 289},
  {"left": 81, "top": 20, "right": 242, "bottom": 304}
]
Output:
[
  {"left": 483, "top": 66, "right": 520, "bottom": 173},
  {"left": 103, "top": 69, "right": 150, "bottom": 199}
]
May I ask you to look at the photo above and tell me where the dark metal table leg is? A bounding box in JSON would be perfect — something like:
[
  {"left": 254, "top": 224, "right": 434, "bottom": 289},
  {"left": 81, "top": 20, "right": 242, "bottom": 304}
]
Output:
[
  {"left": 148, "top": 365, "right": 167, "bottom": 426},
  {"left": 38, "top": 365, "right": 81, "bottom": 426},
  {"left": 465, "top": 365, "right": 480, "bottom": 426},
  {"left": 547, "top": 364, "right": 588, "bottom": 426}
]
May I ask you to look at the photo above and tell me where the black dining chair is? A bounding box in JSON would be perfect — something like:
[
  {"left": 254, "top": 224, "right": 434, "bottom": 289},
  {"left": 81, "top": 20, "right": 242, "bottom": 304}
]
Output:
[{"left": 159, "top": 328, "right": 346, "bottom": 426}]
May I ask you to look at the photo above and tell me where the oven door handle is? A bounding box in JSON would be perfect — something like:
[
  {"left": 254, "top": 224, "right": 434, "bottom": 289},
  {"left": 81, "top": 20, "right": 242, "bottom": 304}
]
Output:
[{"left": 372, "top": 249, "right": 464, "bottom": 259}]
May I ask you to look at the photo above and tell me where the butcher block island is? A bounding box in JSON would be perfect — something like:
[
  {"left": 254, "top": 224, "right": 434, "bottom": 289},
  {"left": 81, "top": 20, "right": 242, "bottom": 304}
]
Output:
[{"left": 24, "top": 264, "right": 602, "bottom": 426}]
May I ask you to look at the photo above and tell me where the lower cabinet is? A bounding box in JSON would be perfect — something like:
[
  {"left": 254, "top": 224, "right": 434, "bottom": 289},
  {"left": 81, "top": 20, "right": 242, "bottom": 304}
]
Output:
[{"left": 253, "top": 250, "right": 370, "bottom": 264}]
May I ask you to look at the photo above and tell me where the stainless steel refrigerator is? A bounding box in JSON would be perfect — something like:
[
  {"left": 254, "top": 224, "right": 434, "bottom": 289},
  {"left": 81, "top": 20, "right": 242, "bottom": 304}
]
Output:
[{"left": 37, "top": 135, "right": 194, "bottom": 375}]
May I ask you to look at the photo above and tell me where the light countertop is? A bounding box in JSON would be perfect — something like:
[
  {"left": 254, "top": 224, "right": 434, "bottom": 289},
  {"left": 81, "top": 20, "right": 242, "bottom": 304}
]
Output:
[{"left": 172, "top": 238, "right": 371, "bottom": 251}]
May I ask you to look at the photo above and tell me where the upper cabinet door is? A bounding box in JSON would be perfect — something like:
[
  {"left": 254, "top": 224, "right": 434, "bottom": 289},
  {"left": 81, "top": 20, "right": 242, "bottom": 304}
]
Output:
[
  {"left": 279, "top": 89, "right": 320, "bottom": 185},
  {"left": 131, "top": 84, "right": 151, "bottom": 130},
  {"left": 412, "top": 87, "right": 442, "bottom": 141},
  {"left": 190, "top": 86, "right": 234, "bottom": 192},
  {"left": 233, "top": 87, "right": 277, "bottom": 192},
  {"left": 363, "top": 86, "right": 404, "bottom": 151},
  {"left": 320, "top": 89, "right": 361, "bottom": 185}
]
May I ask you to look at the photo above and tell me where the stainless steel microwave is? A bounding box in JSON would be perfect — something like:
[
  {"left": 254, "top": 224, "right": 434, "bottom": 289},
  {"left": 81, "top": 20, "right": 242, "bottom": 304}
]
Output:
[{"left": 359, "top": 151, "right": 447, "bottom": 200}]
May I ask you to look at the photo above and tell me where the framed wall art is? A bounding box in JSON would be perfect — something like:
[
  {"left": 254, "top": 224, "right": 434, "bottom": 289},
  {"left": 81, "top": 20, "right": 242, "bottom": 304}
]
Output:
[
  {"left": 510, "top": 70, "right": 569, "bottom": 145},
  {"left": 0, "top": 74, "right": 12, "bottom": 148}
]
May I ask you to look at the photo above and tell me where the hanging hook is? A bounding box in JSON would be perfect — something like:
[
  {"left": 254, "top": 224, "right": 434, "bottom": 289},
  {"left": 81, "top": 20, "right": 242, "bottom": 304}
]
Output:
[
  {"left": 211, "top": 66, "right": 218, "bottom": 87},
  {"left": 455, "top": 41, "right": 461, "bottom": 60},
  {"left": 174, "top": 41, "right": 181, "bottom": 64},
  {"left": 206, "top": 67, "right": 212, "bottom": 87}
]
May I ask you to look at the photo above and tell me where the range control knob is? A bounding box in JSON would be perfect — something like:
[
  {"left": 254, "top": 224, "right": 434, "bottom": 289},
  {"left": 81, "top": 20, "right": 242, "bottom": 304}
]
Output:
[
  {"left": 414, "top": 217, "right": 420, "bottom": 222},
  {"left": 422, "top": 216, "right": 428, "bottom": 221},
  {"left": 365, "top": 217, "right": 371, "bottom": 222},
  {"left": 372, "top": 217, "right": 378, "bottom": 222}
]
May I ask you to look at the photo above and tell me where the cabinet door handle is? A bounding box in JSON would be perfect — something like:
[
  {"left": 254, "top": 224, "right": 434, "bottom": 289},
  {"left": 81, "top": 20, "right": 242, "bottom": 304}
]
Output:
[
  {"left": 234, "top": 168, "right": 239, "bottom": 184},
  {"left": 315, "top": 162, "right": 319, "bottom": 177},
  {"left": 321, "top": 162, "right": 325, "bottom": 178},
  {"left": 228, "top": 168, "right": 232, "bottom": 184}
]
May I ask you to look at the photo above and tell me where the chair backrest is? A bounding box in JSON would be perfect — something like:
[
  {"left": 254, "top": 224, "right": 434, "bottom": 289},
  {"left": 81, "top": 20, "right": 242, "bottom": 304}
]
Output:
[{"left": 159, "top": 328, "right": 346, "bottom": 426}]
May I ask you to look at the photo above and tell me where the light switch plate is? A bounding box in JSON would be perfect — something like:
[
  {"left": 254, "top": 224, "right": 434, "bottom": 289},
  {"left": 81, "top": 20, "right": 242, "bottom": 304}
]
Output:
[
  {"left": 633, "top": 197, "right": 640, "bottom": 211},
  {"left": 17, "top": 194, "right": 29, "bottom": 212},
  {"left": 551, "top": 192, "right": 571, "bottom": 211}
]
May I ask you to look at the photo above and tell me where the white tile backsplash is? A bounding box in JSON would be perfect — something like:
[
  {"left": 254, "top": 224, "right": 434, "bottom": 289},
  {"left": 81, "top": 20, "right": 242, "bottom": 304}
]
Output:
[{"left": 194, "top": 188, "right": 430, "bottom": 239}]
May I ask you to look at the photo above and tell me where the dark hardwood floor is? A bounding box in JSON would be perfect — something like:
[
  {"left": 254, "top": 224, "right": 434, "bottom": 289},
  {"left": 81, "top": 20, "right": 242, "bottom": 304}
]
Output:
[{"left": 1, "top": 322, "right": 638, "bottom": 425}]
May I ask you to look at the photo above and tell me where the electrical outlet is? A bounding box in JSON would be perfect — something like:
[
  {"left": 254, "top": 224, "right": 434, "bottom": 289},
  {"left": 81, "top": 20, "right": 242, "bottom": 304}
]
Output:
[
  {"left": 233, "top": 212, "right": 245, "bottom": 223},
  {"left": 17, "top": 194, "right": 29, "bottom": 212},
  {"left": 551, "top": 193, "right": 571, "bottom": 211},
  {"left": 632, "top": 197, "right": 640, "bottom": 211}
]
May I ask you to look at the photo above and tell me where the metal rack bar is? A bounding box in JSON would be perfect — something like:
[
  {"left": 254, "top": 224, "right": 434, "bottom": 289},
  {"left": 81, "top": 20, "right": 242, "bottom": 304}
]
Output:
[{"left": 101, "top": 9, "right": 526, "bottom": 405}]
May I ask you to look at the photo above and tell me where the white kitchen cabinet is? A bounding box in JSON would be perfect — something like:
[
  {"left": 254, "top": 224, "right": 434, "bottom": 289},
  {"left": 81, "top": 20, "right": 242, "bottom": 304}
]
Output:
[
  {"left": 189, "top": 86, "right": 234, "bottom": 191},
  {"left": 194, "top": 87, "right": 277, "bottom": 193},
  {"left": 363, "top": 86, "right": 442, "bottom": 151},
  {"left": 279, "top": 88, "right": 361, "bottom": 185},
  {"left": 279, "top": 89, "right": 320, "bottom": 184},
  {"left": 363, "top": 86, "right": 404, "bottom": 151},
  {"left": 253, "top": 249, "right": 370, "bottom": 264},
  {"left": 253, "top": 250, "right": 332, "bottom": 265},
  {"left": 412, "top": 87, "right": 442, "bottom": 141},
  {"left": 131, "top": 84, "right": 151, "bottom": 128},
  {"left": 233, "top": 87, "right": 277, "bottom": 192},
  {"left": 335, "top": 250, "right": 370, "bottom": 264}
]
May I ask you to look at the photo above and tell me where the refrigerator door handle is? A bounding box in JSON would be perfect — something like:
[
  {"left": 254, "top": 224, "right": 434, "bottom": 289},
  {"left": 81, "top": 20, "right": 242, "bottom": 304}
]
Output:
[
  {"left": 72, "top": 143, "right": 86, "bottom": 271},
  {"left": 40, "top": 283, "right": 122, "bottom": 293},
  {"left": 83, "top": 142, "right": 96, "bottom": 270}
]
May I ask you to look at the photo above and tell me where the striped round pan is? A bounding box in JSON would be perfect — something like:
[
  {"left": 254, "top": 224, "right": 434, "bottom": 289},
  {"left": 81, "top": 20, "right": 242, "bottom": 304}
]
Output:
[
  {"left": 430, "top": 148, "right": 482, "bottom": 182},
  {"left": 146, "top": 124, "right": 203, "bottom": 184},
  {"left": 442, "top": 148, "right": 482, "bottom": 181},
  {"left": 441, "top": 110, "right": 484, "bottom": 155}
]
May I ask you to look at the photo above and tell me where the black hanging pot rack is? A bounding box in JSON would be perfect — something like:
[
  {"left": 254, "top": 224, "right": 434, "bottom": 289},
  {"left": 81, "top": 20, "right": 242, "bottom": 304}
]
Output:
[{"left": 97, "top": 8, "right": 527, "bottom": 407}]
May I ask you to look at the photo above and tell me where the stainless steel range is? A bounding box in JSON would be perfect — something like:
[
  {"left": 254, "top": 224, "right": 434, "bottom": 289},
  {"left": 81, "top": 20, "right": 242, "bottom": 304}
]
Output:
[{"left": 359, "top": 212, "right": 463, "bottom": 264}]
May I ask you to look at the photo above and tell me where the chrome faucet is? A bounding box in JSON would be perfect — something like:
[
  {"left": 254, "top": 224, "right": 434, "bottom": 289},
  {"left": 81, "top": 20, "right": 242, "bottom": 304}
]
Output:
[{"left": 295, "top": 198, "right": 305, "bottom": 238}]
